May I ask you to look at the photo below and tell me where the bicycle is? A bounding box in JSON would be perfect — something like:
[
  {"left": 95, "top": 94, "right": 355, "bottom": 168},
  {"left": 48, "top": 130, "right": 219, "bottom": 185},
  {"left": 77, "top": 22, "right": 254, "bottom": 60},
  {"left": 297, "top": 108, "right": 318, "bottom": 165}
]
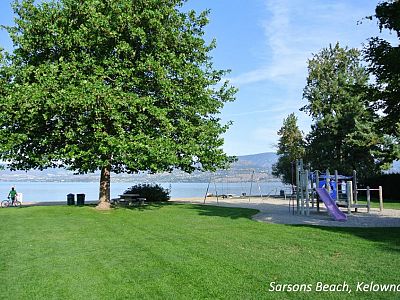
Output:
[{"left": 1, "top": 198, "right": 22, "bottom": 208}]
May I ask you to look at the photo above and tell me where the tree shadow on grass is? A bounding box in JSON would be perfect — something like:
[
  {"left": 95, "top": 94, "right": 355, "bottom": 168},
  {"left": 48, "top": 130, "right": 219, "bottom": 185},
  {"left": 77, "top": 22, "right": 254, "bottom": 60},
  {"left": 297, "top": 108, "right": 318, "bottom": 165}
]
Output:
[
  {"left": 113, "top": 201, "right": 258, "bottom": 220},
  {"left": 22, "top": 201, "right": 173, "bottom": 211},
  {"left": 291, "top": 225, "right": 400, "bottom": 253},
  {"left": 112, "top": 201, "right": 174, "bottom": 211},
  {"left": 173, "top": 201, "right": 400, "bottom": 252},
  {"left": 22, "top": 201, "right": 98, "bottom": 207},
  {"left": 184, "top": 203, "right": 259, "bottom": 220},
  {"left": 111, "top": 200, "right": 400, "bottom": 252},
  {"left": 185, "top": 202, "right": 400, "bottom": 252}
]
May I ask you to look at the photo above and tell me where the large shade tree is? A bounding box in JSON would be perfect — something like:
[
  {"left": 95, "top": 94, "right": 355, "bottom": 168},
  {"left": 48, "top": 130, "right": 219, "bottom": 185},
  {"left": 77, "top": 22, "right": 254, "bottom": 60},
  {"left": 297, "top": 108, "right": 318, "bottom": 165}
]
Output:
[
  {"left": 301, "top": 43, "right": 387, "bottom": 180},
  {"left": 364, "top": 0, "right": 400, "bottom": 161},
  {"left": 0, "top": 0, "right": 236, "bottom": 209}
]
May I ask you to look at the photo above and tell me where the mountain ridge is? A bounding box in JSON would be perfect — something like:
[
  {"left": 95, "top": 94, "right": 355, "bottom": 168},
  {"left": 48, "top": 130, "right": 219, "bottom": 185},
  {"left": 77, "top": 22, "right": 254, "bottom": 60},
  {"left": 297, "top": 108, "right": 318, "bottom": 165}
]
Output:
[
  {"left": 0, "top": 152, "right": 278, "bottom": 182},
  {"left": 0, "top": 152, "right": 399, "bottom": 182}
]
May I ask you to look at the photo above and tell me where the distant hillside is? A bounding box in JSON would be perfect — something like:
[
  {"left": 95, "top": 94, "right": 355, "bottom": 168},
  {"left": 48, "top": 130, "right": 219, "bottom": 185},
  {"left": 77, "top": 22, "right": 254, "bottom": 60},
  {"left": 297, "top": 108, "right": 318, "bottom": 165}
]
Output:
[
  {"left": 0, "top": 152, "right": 279, "bottom": 182},
  {"left": 235, "top": 154, "right": 400, "bottom": 174},
  {"left": 1, "top": 153, "right": 398, "bottom": 182},
  {"left": 235, "top": 152, "right": 278, "bottom": 169}
]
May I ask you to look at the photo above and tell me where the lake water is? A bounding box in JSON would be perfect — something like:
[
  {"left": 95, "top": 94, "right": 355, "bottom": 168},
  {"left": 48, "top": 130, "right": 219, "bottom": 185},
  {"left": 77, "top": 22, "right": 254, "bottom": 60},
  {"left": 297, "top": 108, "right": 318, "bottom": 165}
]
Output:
[{"left": 0, "top": 181, "right": 289, "bottom": 203}]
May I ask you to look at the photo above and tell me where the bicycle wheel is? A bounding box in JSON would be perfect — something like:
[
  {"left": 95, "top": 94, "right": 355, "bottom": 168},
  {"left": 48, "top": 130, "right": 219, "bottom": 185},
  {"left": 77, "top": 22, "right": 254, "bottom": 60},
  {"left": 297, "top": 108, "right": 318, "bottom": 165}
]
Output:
[
  {"left": 13, "top": 201, "right": 22, "bottom": 207},
  {"left": 1, "top": 200, "right": 10, "bottom": 208}
]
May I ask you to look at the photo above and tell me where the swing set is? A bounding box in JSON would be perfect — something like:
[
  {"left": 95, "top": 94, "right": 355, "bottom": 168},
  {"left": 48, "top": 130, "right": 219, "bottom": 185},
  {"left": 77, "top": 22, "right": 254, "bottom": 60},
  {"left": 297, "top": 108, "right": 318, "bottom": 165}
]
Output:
[{"left": 203, "top": 169, "right": 283, "bottom": 203}]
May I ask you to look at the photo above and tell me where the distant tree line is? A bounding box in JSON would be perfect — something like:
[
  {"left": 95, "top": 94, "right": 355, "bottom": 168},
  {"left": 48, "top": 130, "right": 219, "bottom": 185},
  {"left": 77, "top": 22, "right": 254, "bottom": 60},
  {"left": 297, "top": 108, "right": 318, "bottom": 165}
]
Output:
[{"left": 273, "top": 0, "right": 399, "bottom": 184}]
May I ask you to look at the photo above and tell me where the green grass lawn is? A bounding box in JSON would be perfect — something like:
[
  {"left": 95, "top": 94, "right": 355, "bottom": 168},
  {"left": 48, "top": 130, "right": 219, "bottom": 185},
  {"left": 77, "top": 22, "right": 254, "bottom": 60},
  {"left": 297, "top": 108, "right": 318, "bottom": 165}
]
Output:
[
  {"left": 356, "top": 197, "right": 400, "bottom": 210},
  {"left": 1, "top": 204, "right": 399, "bottom": 299}
]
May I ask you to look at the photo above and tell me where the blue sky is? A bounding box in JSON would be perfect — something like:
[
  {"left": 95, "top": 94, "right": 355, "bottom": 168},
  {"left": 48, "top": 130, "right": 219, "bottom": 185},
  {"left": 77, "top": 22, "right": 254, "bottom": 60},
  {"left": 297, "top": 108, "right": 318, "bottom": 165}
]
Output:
[{"left": 0, "top": 0, "right": 394, "bottom": 156}]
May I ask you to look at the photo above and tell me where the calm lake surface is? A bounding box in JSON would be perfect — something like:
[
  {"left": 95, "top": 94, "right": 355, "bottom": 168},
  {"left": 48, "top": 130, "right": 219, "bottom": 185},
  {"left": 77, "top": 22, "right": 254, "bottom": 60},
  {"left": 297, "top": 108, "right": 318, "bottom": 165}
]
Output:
[{"left": 0, "top": 181, "right": 289, "bottom": 203}]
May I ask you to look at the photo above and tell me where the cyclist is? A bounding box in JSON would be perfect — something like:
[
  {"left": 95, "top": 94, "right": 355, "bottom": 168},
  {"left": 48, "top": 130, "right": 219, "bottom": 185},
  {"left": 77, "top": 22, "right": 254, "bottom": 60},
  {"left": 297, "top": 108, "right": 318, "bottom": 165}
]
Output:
[{"left": 8, "top": 186, "right": 17, "bottom": 205}]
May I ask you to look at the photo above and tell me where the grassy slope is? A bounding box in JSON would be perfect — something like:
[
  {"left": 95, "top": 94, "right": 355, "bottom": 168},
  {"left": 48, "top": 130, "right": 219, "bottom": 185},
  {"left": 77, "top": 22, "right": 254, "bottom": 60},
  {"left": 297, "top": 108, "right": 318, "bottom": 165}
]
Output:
[{"left": 0, "top": 204, "right": 399, "bottom": 299}]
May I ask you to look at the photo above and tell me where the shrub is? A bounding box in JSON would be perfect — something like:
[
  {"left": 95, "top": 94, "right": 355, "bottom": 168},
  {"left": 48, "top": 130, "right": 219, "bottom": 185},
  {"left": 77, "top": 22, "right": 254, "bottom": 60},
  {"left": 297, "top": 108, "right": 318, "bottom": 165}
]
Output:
[
  {"left": 362, "top": 173, "right": 400, "bottom": 200},
  {"left": 123, "top": 183, "right": 170, "bottom": 202}
]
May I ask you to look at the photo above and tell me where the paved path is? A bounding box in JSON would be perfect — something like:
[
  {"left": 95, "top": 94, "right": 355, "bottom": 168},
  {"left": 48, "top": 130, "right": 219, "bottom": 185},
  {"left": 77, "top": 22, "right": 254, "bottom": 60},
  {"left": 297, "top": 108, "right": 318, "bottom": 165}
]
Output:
[{"left": 173, "top": 197, "right": 400, "bottom": 227}]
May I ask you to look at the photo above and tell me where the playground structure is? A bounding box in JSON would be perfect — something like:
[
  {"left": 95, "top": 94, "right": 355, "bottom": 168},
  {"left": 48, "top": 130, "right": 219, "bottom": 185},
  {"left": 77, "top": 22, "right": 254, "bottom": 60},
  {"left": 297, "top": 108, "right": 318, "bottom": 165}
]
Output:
[{"left": 294, "top": 160, "right": 383, "bottom": 221}]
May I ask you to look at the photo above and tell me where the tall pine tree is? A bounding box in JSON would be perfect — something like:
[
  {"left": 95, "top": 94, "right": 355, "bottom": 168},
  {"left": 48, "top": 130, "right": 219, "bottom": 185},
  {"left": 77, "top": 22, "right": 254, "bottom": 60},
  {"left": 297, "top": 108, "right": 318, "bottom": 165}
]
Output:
[{"left": 272, "top": 113, "right": 305, "bottom": 185}]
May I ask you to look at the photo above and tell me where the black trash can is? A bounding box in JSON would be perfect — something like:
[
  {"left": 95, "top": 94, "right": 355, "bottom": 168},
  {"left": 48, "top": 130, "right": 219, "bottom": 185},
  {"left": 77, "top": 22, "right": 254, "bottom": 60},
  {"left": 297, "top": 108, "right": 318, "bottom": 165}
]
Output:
[
  {"left": 77, "top": 194, "right": 85, "bottom": 206},
  {"left": 280, "top": 190, "right": 285, "bottom": 197},
  {"left": 67, "top": 193, "right": 75, "bottom": 206}
]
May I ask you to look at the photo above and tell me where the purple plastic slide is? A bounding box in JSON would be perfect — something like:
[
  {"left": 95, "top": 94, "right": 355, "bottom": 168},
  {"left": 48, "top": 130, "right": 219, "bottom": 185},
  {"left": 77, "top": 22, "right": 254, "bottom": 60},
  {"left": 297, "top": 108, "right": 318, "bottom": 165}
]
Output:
[{"left": 315, "top": 188, "right": 347, "bottom": 222}]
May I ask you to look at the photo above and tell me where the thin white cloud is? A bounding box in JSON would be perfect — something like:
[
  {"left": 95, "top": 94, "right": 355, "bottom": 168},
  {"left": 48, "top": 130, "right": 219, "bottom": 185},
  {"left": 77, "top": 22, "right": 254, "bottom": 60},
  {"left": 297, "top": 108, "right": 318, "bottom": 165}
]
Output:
[
  {"left": 229, "top": 0, "right": 378, "bottom": 87},
  {"left": 229, "top": 0, "right": 306, "bottom": 85},
  {"left": 222, "top": 0, "right": 386, "bottom": 155}
]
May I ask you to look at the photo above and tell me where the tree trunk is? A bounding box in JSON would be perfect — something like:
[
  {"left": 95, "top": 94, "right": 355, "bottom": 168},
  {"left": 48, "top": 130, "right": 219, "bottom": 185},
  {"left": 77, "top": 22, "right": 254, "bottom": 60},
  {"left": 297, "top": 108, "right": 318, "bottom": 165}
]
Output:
[{"left": 96, "top": 165, "right": 111, "bottom": 210}]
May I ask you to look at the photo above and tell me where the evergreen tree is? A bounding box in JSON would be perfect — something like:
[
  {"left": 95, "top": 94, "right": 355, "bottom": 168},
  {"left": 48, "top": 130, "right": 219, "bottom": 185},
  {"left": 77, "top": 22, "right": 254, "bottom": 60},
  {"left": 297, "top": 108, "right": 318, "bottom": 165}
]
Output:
[
  {"left": 0, "top": 0, "right": 236, "bottom": 209},
  {"left": 364, "top": 0, "right": 400, "bottom": 162},
  {"left": 301, "top": 43, "right": 386, "bottom": 180},
  {"left": 272, "top": 113, "right": 305, "bottom": 185}
]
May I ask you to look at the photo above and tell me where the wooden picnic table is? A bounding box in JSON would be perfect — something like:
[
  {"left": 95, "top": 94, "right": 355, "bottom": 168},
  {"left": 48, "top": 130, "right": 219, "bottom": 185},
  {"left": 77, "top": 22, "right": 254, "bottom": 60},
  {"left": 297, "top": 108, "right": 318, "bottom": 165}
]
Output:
[
  {"left": 119, "top": 193, "right": 140, "bottom": 199},
  {"left": 116, "top": 194, "right": 146, "bottom": 206}
]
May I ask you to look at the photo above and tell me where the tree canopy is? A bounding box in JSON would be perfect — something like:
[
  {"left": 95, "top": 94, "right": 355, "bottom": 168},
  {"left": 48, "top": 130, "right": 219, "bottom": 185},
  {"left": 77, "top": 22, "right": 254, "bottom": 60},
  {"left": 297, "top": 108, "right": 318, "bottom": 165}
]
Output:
[
  {"left": 0, "top": 0, "right": 236, "bottom": 208},
  {"left": 301, "top": 43, "right": 386, "bottom": 180},
  {"left": 364, "top": 0, "right": 400, "bottom": 161},
  {"left": 273, "top": 2, "right": 400, "bottom": 183}
]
